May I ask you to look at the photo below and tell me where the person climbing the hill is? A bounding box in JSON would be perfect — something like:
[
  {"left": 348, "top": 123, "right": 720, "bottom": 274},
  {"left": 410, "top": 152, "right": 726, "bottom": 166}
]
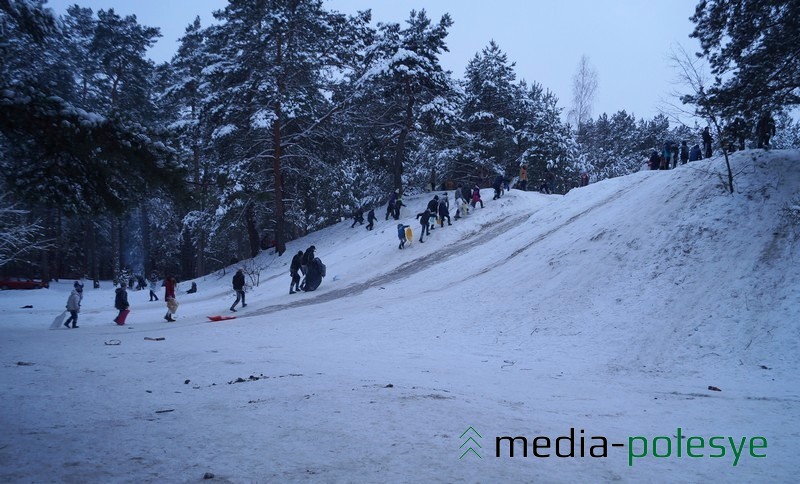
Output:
[
  {"left": 438, "top": 193, "right": 451, "bottom": 227},
  {"left": 415, "top": 208, "right": 432, "bottom": 243},
  {"left": 392, "top": 196, "right": 405, "bottom": 220},
  {"left": 471, "top": 185, "right": 484, "bottom": 208},
  {"left": 290, "top": 250, "right": 304, "bottom": 294},
  {"left": 350, "top": 208, "right": 364, "bottom": 228},
  {"left": 366, "top": 208, "right": 377, "bottom": 231},
  {"left": 385, "top": 189, "right": 398, "bottom": 221},
  {"left": 454, "top": 184, "right": 467, "bottom": 220},
  {"left": 397, "top": 223, "right": 411, "bottom": 249},
  {"left": 426, "top": 196, "right": 439, "bottom": 230},
  {"left": 492, "top": 174, "right": 504, "bottom": 200}
]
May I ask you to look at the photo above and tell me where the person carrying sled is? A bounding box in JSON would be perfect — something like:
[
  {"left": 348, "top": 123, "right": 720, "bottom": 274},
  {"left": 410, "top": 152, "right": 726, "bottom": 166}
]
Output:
[
  {"left": 114, "top": 285, "right": 129, "bottom": 325},
  {"left": 63, "top": 282, "right": 83, "bottom": 329},
  {"left": 366, "top": 208, "right": 377, "bottom": 231},
  {"left": 164, "top": 275, "right": 177, "bottom": 322},
  {"left": 230, "top": 268, "right": 247, "bottom": 312},
  {"left": 290, "top": 250, "right": 304, "bottom": 294},
  {"left": 397, "top": 223, "right": 411, "bottom": 249},
  {"left": 415, "top": 208, "right": 432, "bottom": 243},
  {"left": 438, "top": 193, "right": 451, "bottom": 227},
  {"left": 454, "top": 184, "right": 467, "bottom": 220},
  {"left": 300, "top": 246, "right": 316, "bottom": 289}
]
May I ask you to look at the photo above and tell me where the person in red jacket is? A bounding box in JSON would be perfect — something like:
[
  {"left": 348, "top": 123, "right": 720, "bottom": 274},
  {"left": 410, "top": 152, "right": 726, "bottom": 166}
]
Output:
[{"left": 163, "top": 275, "right": 177, "bottom": 322}]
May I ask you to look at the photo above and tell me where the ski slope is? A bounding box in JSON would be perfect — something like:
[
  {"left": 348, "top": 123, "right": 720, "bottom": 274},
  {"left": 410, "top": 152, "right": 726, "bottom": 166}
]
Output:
[{"left": 1, "top": 149, "right": 798, "bottom": 482}]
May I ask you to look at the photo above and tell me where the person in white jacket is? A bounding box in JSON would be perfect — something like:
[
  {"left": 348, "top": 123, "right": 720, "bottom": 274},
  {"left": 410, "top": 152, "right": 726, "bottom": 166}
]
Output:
[{"left": 64, "top": 282, "right": 83, "bottom": 329}]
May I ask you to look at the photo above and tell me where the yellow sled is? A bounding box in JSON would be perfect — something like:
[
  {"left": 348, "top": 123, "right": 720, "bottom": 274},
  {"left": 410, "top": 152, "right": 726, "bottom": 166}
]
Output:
[{"left": 405, "top": 226, "right": 413, "bottom": 245}]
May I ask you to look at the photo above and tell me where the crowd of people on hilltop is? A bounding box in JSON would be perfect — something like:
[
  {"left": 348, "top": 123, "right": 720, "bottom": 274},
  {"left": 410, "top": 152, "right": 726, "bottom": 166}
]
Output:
[{"left": 649, "top": 113, "right": 778, "bottom": 171}]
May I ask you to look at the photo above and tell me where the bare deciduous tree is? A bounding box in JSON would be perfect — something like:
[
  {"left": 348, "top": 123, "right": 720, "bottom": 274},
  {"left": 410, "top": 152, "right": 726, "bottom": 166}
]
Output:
[
  {"left": 0, "top": 194, "right": 52, "bottom": 268},
  {"left": 664, "top": 44, "right": 734, "bottom": 193},
  {"left": 567, "top": 55, "right": 598, "bottom": 134}
]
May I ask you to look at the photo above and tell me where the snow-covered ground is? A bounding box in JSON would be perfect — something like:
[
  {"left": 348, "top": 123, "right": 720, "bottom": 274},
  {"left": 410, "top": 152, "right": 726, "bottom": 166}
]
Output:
[{"left": 1, "top": 150, "right": 798, "bottom": 483}]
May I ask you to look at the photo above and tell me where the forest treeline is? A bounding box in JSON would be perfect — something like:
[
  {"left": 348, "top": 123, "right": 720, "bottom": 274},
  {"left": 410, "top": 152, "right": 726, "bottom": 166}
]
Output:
[{"left": 1, "top": 0, "right": 798, "bottom": 281}]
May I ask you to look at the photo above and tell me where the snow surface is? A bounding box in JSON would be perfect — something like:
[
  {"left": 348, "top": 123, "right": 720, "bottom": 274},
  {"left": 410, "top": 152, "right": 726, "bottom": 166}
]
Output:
[{"left": 1, "top": 150, "right": 799, "bottom": 482}]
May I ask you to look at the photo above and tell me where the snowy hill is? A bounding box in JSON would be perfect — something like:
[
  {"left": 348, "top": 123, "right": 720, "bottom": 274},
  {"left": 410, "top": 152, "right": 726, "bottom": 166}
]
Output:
[{"left": 1, "top": 150, "right": 799, "bottom": 482}]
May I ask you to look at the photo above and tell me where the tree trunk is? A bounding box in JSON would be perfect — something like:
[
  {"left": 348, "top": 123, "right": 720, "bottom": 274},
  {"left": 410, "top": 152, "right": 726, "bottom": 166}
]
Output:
[
  {"left": 392, "top": 79, "right": 415, "bottom": 195},
  {"left": 246, "top": 203, "right": 261, "bottom": 258},
  {"left": 272, "top": 32, "right": 287, "bottom": 256},
  {"left": 111, "top": 216, "right": 120, "bottom": 284}
]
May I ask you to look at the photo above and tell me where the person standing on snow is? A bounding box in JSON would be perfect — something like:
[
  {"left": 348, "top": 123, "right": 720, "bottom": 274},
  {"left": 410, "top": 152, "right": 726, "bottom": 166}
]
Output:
[
  {"left": 230, "top": 268, "right": 247, "bottom": 312},
  {"left": 290, "top": 250, "right": 304, "bottom": 294},
  {"left": 702, "top": 127, "right": 713, "bottom": 158},
  {"left": 366, "top": 208, "right": 377, "bottom": 231},
  {"left": 63, "top": 282, "right": 83, "bottom": 329},
  {"left": 164, "top": 275, "right": 177, "bottom": 322},
  {"left": 114, "top": 285, "right": 129, "bottom": 325},
  {"left": 148, "top": 273, "right": 159, "bottom": 301}
]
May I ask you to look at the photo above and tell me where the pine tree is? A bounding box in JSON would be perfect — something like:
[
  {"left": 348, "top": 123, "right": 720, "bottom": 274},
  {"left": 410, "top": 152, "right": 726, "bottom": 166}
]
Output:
[{"left": 690, "top": 0, "right": 800, "bottom": 116}]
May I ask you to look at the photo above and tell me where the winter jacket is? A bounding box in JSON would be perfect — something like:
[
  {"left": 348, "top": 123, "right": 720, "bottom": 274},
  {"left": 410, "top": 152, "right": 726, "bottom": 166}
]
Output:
[
  {"left": 680, "top": 144, "right": 689, "bottom": 162},
  {"left": 519, "top": 166, "right": 528, "bottom": 181},
  {"left": 472, "top": 188, "right": 482, "bottom": 202},
  {"left": 416, "top": 209, "right": 432, "bottom": 227},
  {"left": 689, "top": 145, "right": 702, "bottom": 161},
  {"left": 232, "top": 271, "right": 245, "bottom": 291},
  {"left": 290, "top": 252, "right": 303, "bottom": 275},
  {"left": 114, "top": 288, "right": 129, "bottom": 311},
  {"left": 66, "top": 290, "right": 81, "bottom": 312},
  {"left": 438, "top": 198, "right": 449, "bottom": 217},
  {"left": 397, "top": 224, "right": 409, "bottom": 240},
  {"left": 367, "top": 210, "right": 377, "bottom": 223},
  {"left": 427, "top": 198, "right": 439, "bottom": 213},
  {"left": 164, "top": 278, "right": 176, "bottom": 300},
  {"left": 492, "top": 175, "right": 504, "bottom": 189},
  {"left": 302, "top": 247, "right": 316, "bottom": 266}
]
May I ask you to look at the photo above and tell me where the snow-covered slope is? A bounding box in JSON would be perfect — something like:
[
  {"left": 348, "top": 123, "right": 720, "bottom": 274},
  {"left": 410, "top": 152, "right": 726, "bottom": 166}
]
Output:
[{"left": 1, "top": 150, "right": 798, "bottom": 482}]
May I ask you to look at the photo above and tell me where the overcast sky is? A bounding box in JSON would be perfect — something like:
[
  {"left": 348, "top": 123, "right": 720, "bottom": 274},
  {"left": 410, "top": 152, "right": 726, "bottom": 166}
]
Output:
[{"left": 45, "top": 0, "right": 702, "bottom": 121}]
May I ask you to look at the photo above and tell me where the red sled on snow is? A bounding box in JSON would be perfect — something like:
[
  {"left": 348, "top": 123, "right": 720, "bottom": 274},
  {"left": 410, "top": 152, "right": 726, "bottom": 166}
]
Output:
[
  {"left": 207, "top": 315, "right": 236, "bottom": 322},
  {"left": 115, "top": 309, "right": 130, "bottom": 325}
]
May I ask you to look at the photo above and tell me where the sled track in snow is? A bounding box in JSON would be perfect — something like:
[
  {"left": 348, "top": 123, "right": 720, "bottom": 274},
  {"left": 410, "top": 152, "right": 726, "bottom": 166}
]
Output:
[{"left": 246, "top": 177, "right": 650, "bottom": 318}]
